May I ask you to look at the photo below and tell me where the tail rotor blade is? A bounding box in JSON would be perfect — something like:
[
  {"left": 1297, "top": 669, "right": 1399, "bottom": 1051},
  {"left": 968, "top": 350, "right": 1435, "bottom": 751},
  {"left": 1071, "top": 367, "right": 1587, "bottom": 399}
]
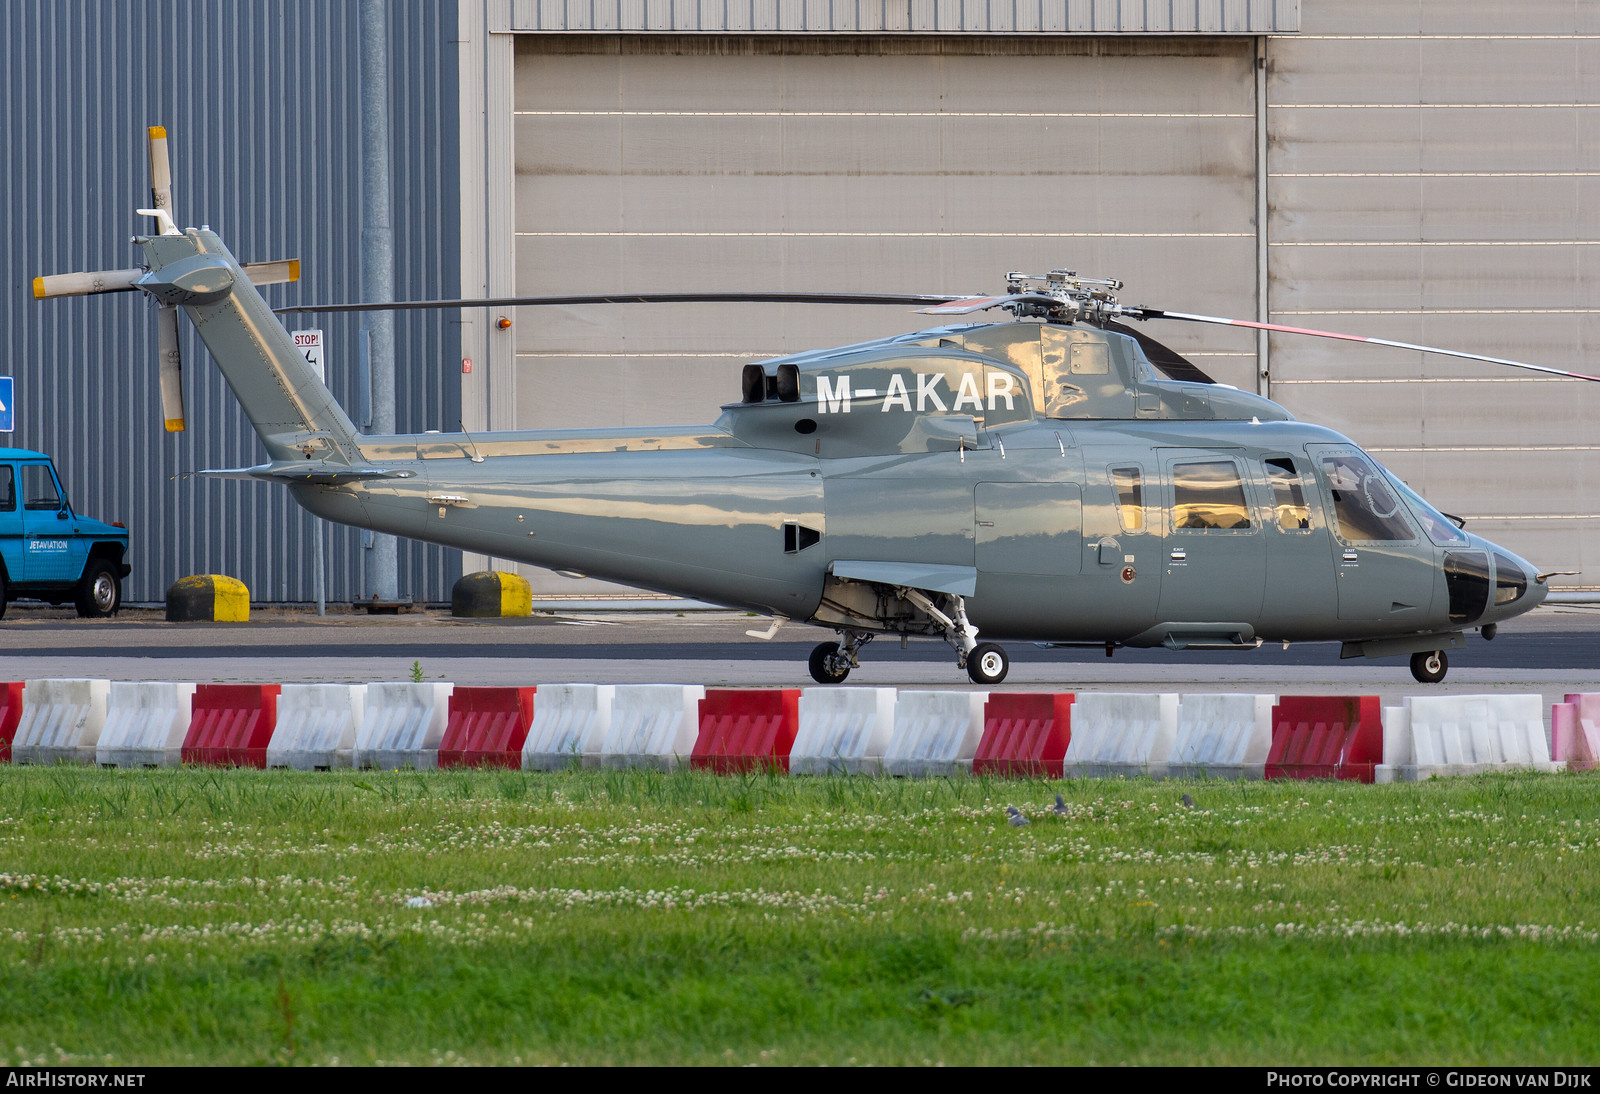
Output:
[
  {"left": 32, "top": 268, "right": 142, "bottom": 299},
  {"left": 147, "top": 125, "right": 176, "bottom": 230},
  {"left": 156, "top": 305, "right": 185, "bottom": 432},
  {"left": 1132, "top": 308, "right": 1600, "bottom": 384},
  {"left": 241, "top": 259, "right": 301, "bottom": 287}
]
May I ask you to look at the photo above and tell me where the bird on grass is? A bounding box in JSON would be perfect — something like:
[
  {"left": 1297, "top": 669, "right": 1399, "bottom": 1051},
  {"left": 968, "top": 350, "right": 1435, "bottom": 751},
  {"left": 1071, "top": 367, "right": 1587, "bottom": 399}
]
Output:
[
  {"left": 1049, "top": 794, "right": 1069, "bottom": 817},
  {"left": 1005, "top": 806, "right": 1030, "bottom": 827},
  {"left": 1181, "top": 793, "right": 1196, "bottom": 810}
]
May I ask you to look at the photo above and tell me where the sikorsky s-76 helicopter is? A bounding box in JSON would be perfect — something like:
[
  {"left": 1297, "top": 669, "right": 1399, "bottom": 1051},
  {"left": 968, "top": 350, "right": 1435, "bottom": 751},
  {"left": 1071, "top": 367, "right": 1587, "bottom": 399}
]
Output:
[{"left": 36, "top": 129, "right": 1586, "bottom": 685}]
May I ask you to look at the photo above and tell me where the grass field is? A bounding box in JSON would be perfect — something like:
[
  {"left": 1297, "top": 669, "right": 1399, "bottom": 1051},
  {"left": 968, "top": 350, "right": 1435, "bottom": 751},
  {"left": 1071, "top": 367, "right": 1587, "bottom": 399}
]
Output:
[{"left": 0, "top": 764, "right": 1597, "bottom": 1066}]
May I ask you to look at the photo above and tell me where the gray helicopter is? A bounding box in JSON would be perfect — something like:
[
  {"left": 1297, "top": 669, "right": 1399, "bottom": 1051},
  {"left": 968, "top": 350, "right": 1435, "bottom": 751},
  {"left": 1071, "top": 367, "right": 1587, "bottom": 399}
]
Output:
[{"left": 37, "top": 129, "right": 1580, "bottom": 685}]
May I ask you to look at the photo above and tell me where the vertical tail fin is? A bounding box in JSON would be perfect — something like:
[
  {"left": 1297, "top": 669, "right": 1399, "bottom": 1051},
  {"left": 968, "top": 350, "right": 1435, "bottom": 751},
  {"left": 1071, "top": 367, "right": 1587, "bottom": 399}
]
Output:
[{"left": 136, "top": 228, "right": 364, "bottom": 465}]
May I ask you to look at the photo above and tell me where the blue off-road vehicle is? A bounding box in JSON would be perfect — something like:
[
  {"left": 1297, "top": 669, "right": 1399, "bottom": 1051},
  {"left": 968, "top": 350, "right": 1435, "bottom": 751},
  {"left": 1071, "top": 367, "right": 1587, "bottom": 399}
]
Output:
[{"left": 0, "top": 448, "right": 129, "bottom": 618}]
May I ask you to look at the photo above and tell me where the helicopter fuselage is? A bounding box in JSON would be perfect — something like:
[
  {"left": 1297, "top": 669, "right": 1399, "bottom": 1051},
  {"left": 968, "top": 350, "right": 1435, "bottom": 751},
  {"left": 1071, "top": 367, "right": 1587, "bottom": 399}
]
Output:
[{"left": 126, "top": 226, "right": 1543, "bottom": 681}]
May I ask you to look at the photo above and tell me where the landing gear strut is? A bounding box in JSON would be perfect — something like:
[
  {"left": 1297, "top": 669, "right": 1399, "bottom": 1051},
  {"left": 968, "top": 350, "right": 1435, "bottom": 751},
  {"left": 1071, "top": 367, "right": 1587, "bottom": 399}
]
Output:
[
  {"left": 1410, "top": 649, "right": 1448, "bottom": 683},
  {"left": 896, "top": 587, "right": 1010, "bottom": 685}
]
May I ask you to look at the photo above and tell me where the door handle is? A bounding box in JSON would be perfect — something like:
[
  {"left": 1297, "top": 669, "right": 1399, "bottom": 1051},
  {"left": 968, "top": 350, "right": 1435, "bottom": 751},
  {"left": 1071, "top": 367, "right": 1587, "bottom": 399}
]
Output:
[
  {"left": 1169, "top": 547, "right": 1187, "bottom": 562},
  {"left": 1342, "top": 549, "right": 1358, "bottom": 562}
]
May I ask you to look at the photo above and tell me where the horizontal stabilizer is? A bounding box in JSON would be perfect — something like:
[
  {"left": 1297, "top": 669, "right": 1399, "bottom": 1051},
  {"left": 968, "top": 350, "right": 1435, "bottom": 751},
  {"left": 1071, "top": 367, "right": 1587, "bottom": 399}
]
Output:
[{"left": 199, "top": 462, "right": 416, "bottom": 485}]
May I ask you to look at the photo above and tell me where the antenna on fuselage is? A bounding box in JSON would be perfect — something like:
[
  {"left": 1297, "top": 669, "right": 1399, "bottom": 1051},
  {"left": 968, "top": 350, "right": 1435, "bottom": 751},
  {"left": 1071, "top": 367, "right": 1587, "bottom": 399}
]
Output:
[{"left": 457, "top": 420, "right": 486, "bottom": 463}]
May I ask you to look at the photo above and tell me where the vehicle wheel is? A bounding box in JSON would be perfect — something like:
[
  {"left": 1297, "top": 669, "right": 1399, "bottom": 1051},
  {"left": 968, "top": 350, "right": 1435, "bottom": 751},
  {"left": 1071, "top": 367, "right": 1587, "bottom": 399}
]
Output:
[
  {"left": 0, "top": 571, "right": 8, "bottom": 621},
  {"left": 75, "top": 561, "right": 120, "bottom": 618},
  {"left": 967, "top": 642, "right": 1009, "bottom": 685},
  {"left": 1410, "top": 649, "right": 1448, "bottom": 684},
  {"left": 808, "top": 641, "right": 851, "bottom": 684}
]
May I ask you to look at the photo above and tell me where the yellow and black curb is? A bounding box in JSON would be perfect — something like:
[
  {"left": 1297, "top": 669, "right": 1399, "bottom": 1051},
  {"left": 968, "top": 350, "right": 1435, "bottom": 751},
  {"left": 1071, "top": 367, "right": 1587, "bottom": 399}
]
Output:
[
  {"left": 451, "top": 570, "right": 533, "bottom": 618},
  {"left": 166, "top": 575, "right": 251, "bottom": 622}
]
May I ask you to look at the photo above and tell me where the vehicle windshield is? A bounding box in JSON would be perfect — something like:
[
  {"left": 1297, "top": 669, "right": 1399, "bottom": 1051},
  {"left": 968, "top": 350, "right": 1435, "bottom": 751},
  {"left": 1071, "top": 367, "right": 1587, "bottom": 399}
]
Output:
[
  {"left": 21, "top": 464, "right": 63, "bottom": 512},
  {"left": 1381, "top": 466, "right": 1468, "bottom": 546}
]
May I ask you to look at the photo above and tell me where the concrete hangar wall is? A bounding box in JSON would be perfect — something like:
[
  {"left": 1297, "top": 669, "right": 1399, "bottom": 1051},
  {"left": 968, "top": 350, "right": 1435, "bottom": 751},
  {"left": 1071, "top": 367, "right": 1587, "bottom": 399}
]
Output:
[
  {"left": 3, "top": 0, "right": 462, "bottom": 606},
  {"left": 462, "top": 0, "right": 1600, "bottom": 599}
]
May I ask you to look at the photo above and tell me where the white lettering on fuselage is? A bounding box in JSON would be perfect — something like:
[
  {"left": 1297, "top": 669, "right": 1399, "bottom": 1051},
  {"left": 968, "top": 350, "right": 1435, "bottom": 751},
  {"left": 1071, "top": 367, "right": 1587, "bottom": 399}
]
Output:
[
  {"left": 816, "top": 375, "right": 852, "bottom": 413},
  {"left": 814, "top": 371, "right": 1019, "bottom": 415}
]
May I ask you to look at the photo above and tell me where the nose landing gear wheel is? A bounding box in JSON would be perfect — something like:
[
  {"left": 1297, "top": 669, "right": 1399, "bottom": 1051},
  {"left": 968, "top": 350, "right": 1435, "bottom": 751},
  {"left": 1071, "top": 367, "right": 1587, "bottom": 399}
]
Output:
[
  {"left": 966, "top": 642, "right": 1009, "bottom": 685},
  {"left": 808, "top": 641, "right": 851, "bottom": 684},
  {"left": 1410, "top": 649, "right": 1448, "bottom": 684}
]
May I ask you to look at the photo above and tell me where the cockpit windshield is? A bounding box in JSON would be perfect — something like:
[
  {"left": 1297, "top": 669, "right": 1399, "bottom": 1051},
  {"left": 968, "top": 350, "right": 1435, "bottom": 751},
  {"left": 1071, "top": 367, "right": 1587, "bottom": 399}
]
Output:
[{"left": 1380, "top": 466, "right": 1469, "bottom": 546}]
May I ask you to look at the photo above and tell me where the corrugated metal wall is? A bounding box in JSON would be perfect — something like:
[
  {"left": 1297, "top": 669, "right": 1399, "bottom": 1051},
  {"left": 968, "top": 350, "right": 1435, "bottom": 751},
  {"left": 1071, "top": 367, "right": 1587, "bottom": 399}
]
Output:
[
  {"left": 1, "top": 0, "right": 461, "bottom": 605},
  {"left": 508, "top": 0, "right": 1300, "bottom": 34}
]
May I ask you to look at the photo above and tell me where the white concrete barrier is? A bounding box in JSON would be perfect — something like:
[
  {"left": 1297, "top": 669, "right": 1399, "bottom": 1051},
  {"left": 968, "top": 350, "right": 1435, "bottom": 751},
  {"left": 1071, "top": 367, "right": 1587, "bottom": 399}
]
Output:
[
  {"left": 883, "top": 690, "right": 987, "bottom": 777},
  {"left": 791, "top": 687, "right": 896, "bottom": 776},
  {"left": 96, "top": 682, "right": 197, "bottom": 768},
  {"left": 353, "top": 682, "right": 452, "bottom": 770},
  {"left": 12, "top": 679, "right": 109, "bottom": 765},
  {"left": 267, "top": 684, "right": 367, "bottom": 771},
  {"left": 600, "top": 685, "right": 704, "bottom": 771},
  {"left": 523, "top": 684, "right": 614, "bottom": 771},
  {"left": 1376, "top": 694, "right": 1559, "bottom": 782},
  {"left": 1168, "top": 693, "right": 1276, "bottom": 780},
  {"left": 1063, "top": 692, "right": 1179, "bottom": 779}
]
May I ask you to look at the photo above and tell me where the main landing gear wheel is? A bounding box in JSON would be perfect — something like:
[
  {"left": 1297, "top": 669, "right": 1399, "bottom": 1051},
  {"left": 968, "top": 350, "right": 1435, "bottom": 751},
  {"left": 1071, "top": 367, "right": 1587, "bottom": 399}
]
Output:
[
  {"left": 966, "top": 642, "right": 1009, "bottom": 685},
  {"left": 1410, "top": 650, "right": 1448, "bottom": 684},
  {"left": 808, "top": 641, "right": 851, "bottom": 684}
]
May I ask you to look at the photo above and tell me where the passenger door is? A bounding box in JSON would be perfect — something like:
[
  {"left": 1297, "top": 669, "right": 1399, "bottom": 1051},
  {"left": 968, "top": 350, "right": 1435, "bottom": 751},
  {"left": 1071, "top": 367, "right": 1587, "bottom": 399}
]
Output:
[
  {"left": 1082, "top": 458, "right": 1162, "bottom": 627},
  {"left": 1156, "top": 450, "right": 1265, "bottom": 623},
  {"left": 1257, "top": 452, "right": 1338, "bottom": 628}
]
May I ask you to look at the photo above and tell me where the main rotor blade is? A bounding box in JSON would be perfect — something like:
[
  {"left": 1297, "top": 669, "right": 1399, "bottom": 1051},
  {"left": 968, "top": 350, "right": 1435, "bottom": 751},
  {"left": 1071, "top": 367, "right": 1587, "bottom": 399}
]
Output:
[
  {"left": 273, "top": 291, "right": 963, "bottom": 316},
  {"left": 1133, "top": 308, "right": 1600, "bottom": 384},
  {"left": 915, "top": 293, "right": 1058, "bottom": 315},
  {"left": 1101, "top": 319, "right": 1216, "bottom": 385}
]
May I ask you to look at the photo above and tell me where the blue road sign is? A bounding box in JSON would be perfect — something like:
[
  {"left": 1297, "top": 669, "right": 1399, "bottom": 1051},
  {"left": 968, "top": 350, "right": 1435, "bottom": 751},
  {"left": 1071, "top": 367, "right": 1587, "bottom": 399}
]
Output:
[{"left": 0, "top": 377, "right": 13, "bottom": 432}]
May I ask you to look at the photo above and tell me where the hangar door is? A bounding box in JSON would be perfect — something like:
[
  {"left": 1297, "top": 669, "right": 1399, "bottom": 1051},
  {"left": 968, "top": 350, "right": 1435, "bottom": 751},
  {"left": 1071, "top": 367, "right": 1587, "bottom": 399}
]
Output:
[{"left": 509, "top": 35, "right": 1259, "bottom": 597}]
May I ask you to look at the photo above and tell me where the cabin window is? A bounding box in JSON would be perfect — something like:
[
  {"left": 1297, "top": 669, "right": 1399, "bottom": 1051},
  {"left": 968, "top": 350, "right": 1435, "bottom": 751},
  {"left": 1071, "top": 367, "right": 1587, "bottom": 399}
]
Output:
[
  {"left": 1264, "top": 457, "right": 1310, "bottom": 531},
  {"left": 0, "top": 467, "right": 14, "bottom": 512},
  {"left": 1319, "top": 455, "right": 1414, "bottom": 542},
  {"left": 1111, "top": 467, "right": 1144, "bottom": 532},
  {"left": 1172, "top": 461, "right": 1252, "bottom": 530}
]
